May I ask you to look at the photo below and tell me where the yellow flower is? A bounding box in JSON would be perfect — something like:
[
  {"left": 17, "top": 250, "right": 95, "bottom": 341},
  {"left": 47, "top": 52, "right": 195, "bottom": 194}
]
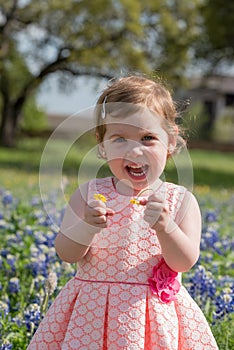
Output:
[
  {"left": 93, "top": 193, "right": 107, "bottom": 202},
  {"left": 130, "top": 198, "right": 140, "bottom": 205}
]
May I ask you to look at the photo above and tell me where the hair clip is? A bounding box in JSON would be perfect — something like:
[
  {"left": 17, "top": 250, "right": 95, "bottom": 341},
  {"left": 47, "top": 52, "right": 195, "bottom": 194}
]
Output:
[{"left": 101, "top": 95, "right": 108, "bottom": 119}]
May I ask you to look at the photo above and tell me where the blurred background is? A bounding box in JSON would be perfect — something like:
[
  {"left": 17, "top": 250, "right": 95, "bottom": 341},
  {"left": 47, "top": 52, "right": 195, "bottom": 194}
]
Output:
[
  {"left": 1, "top": 0, "right": 234, "bottom": 195},
  {"left": 0, "top": 2, "right": 234, "bottom": 349}
]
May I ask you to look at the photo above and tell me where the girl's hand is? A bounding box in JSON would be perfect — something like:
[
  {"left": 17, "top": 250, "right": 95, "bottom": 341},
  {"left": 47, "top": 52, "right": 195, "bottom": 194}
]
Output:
[
  {"left": 143, "top": 193, "right": 172, "bottom": 233},
  {"left": 85, "top": 200, "right": 114, "bottom": 229}
]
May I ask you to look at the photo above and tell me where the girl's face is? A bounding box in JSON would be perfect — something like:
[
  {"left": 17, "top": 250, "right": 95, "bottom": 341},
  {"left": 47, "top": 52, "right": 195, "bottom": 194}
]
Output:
[{"left": 100, "top": 109, "right": 175, "bottom": 195}]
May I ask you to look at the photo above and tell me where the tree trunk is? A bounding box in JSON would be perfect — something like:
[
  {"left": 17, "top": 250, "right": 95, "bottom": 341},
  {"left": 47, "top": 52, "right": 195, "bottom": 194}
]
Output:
[{"left": 0, "top": 100, "right": 20, "bottom": 147}]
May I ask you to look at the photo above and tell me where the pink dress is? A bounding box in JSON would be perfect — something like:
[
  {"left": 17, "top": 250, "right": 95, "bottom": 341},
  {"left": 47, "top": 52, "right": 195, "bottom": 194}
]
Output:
[{"left": 27, "top": 177, "right": 218, "bottom": 350}]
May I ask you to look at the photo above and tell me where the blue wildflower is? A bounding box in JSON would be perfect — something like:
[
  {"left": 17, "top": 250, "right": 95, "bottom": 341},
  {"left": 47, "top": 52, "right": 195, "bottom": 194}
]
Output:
[
  {"left": 0, "top": 219, "right": 7, "bottom": 229},
  {"left": 204, "top": 211, "right": 218, "bottom": 223},
  {"left": 0, "top": 340, "right": 13, "bottom": 350},
  {"left": 24, "top": 303, "right": 41, "bottom": 332},
  {"left": 187, "top": 265, "right": 216, "bottom": 303},
  {"left": 30, "top": 196, "right": 41, "bottom": 206},
  {"left": 2, "top": 191, "right": 13, "bottom": 206},
  {"left": 26, "top": 255, "right": 47, "bottom": 277},
  {"left": 200, "top": 227, "right": 219, "bottom": 251},
  {"left": 0, "top": 249, "right": 9, "bottom": 258},
  {"left": 8, "top": 277, "right": 20, "bottom": 293},
  {"left": 0, "top": 301, "right": 9, "bottom": 316},
  {"left": 6, "top": 254, "right": 16, "bottom": 271},
  {"left": 24, "top": 225, "right": 34, "bottom": 235},
  {"left": 213, "top": 287, "right": 234, "bottom": 320}
]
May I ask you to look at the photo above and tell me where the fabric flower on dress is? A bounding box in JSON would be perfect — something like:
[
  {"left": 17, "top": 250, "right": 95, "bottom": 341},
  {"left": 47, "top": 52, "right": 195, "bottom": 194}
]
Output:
[{"left": 148, "top": 258, "right": 180, "bottom": 303}]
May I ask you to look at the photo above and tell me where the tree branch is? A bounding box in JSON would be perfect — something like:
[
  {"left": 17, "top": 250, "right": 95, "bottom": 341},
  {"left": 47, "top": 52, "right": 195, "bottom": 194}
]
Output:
[{"left": 0, "top": 0, "right": 18, "bottom": 33}]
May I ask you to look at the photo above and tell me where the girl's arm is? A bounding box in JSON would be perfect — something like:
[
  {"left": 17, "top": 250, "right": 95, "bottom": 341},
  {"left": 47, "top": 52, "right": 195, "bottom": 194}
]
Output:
[
  {"left": 144, "top": 191, "right": 201, "bottom": 272},
  {"left": 55, "top": 182, "right": 113, "bottom": 263}
]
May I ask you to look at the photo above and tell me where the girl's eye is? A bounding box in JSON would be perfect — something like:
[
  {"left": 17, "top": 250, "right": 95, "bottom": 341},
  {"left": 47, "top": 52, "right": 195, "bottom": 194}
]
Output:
[
  {"left": 142, "top": 135, "right": 155, "bottom": 141},
  {"left": 113, "top": 137, "right": 126, "bottom": 143}
]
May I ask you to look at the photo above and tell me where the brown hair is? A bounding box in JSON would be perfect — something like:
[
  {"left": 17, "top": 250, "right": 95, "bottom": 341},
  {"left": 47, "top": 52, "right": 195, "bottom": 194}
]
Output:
[{"left": 95, "top": 75, "right": 185, "bottom": 153}]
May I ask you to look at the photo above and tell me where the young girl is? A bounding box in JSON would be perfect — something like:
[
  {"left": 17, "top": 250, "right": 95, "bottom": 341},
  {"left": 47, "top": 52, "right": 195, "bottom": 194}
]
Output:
[{"left": 28, "top": 75, "right": 218, "bottom": 349}]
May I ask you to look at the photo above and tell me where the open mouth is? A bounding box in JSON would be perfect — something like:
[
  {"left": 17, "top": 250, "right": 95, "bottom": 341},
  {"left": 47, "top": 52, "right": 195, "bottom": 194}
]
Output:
[{"left": 126, "top": 164, "right": 149, "bottom": 178}]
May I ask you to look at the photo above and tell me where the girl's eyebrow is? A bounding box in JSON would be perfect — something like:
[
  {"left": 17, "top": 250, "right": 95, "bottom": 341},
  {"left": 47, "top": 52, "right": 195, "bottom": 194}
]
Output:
[
  {"left": 140, "top": 129, "right": 158, "bottom": 136},
  {"left": 107, "top": 128, "right": 159, "bottom": 138},
  {"left": 109, "top": 133, "right": 122, "bottom": 138}
]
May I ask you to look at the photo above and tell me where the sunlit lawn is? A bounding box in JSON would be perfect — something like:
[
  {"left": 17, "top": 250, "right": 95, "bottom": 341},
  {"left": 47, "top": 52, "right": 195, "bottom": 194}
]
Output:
[{"left": 1, "top": 136, "right": 234, "bottom": 196}]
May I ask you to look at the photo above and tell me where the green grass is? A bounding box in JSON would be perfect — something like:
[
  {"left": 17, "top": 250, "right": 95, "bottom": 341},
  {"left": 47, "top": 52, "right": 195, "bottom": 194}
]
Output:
[{"left": 0, "top": 136, "right": 234, "bottom": 197}]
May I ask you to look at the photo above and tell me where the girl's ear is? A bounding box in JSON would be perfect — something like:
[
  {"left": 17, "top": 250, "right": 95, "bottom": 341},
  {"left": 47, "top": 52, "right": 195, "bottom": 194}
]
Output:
[
  {"left": 170, "top": 125, "right": 178, "bottom": 145},
  {"left": 168, "top": 126, "right": 178, "bottom": 156},
  {"left": 95, "top": 132, "right": 100, "bottom": 142},
  {"left": 97, "top": 142, "right": 107, "bottom": 159},
  {"left": 96, "top": 133, "right": 105, "bottom": 158}
]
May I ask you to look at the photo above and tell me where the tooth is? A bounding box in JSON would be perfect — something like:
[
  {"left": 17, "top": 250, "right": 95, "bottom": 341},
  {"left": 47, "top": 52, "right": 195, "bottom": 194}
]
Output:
[{"left": 129, "top": 165, "right": 143, "bottom": 169}]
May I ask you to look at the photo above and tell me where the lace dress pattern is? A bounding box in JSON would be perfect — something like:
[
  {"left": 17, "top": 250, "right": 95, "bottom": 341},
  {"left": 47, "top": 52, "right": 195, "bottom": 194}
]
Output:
[{"left": 27, "top": 177, "right": 218, "bottom": 350}]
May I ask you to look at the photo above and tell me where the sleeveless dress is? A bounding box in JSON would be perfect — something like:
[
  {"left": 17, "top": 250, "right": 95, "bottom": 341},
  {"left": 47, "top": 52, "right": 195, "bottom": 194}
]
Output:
[{"left": 27, "top": 177, "right": 218, "bottom": 350}]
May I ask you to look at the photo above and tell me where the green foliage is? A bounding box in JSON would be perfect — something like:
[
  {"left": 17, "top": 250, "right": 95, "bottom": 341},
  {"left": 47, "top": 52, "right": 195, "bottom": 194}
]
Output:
[
  {"left": 20, "top": 96, "right": 48, "bottom": 132},
  {"left": 196, "top": 0, "right": 234, "bottom": 67},
  {"left": 0, "top": 0, "right": 205, "bottom": 145}
]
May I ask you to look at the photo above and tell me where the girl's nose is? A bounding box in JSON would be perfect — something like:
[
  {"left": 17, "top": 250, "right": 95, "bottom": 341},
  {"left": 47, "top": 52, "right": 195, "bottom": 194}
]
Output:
[{"left": 126, "top": 142, "right": 144, "bottom": 158}]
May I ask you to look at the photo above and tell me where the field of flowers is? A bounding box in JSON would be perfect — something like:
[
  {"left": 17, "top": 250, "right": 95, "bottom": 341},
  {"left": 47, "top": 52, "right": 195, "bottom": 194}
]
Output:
[{"left": 0, "top": 184, "right": 233, "bottom": 349}]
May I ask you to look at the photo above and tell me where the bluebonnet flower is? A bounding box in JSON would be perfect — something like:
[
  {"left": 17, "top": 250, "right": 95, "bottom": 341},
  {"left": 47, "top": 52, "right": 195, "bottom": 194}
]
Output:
[
  {"left": 204, "top": 210, "right": 218, "bottom": 223},
  {"left": 33, "top": 275, "right": 46, "bottom": 290},
  {"left": 0, "top": 249, "right": 9, "bottom": 258},
  {"left": 45, "top": 230, "right": 57, "bottom": 248},
  {"left": 6, "top": 254, "right": 16, "bottom": 272},
  {"left": 6, "top": 233, "right": 20, "bottom": 245},
  {"left": 200, "top": 227, "right": 220, "bottom": 252},
  {"left": 213, "top": 241, "right": 224, "bottom": 255},
  {"left": 0, "top": 219, "right": 7, "bottom": 229},
  {"left": 24, "top": 225, "right": 34, "bottom": 235},
  {"left": 32, "top": 209, "right": 45, "bottom": 220},
  {"left": 221, "top": 237, "right": 234, "bottom": 254},
  {"left": 24, "top": 303, "right": 41, "bottom": 332},
  {"left": 2, "top": 191, "right": 13, "bottom": 206},
  {"left": 186, "top": 265, "right": 216, "bottom": 305},
  {"left": 46, "top": 247, "right": 57, "bottom": 260},
  {"left": 213, "top": 287, "right": 234, "bottom": 320},
  {"left": 34, "top": 230, "right": 47, "bottom": 245},
  {"left": 26, "top": 254, "right": 47, "bottom": 277},
  {"left": 0, "top": 340, "right": 13, "bottom": 350},
  {"left": 8, "top": 277, "right": 20, "bottom": 293},
  {"left": 11, "top": 315, "right": 22, "bottom": 326},
  {"left": 30, "top": 245, "right": 40, "bottom": 257},
  {"left": 30, "top": 196, "right": 41, "bottom": 206},
  {"left": 0, "top": 301, "right": 9, "bottom": 316}
]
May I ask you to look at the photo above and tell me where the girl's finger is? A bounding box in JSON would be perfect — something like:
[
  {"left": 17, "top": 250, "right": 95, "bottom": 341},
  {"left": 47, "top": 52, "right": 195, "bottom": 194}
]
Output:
[
  {"left": 88, "top": 200, "right": 106, "bottom": 209},
  {"left": 148, "top": 192, "right": 165, "bottom": 203},
  {"left": 106, "top": 208, "right": 115, "bottom": 216}
]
